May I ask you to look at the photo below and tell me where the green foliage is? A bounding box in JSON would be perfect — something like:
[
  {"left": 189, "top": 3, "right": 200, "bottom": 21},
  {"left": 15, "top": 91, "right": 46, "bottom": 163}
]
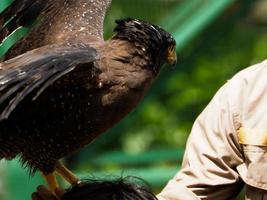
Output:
[{"left": 0, "top": 0, "right": 13, "bottom": 12}]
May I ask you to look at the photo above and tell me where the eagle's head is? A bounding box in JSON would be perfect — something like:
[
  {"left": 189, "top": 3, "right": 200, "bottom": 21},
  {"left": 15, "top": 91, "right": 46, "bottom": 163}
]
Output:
[{"left": 113, "top": 18, "right": 177, "bottom": 72}]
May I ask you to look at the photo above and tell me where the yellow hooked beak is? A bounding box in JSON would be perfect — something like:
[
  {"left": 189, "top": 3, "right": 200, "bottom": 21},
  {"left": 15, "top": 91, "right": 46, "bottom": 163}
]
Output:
[{"left": 167, "top": 45, "right": 177, "bottom": 66}]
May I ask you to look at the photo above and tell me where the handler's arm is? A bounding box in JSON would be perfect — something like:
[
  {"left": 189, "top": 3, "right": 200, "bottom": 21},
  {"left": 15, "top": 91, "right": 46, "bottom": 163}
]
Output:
[{"left": 158, "top": 80, "right": 244, "bottom": 200}]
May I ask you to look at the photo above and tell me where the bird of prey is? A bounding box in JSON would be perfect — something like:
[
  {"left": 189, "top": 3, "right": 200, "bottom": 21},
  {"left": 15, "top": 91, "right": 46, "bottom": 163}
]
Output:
[{"left": 0, "top": 0, "right": 177, "bottom": 191}]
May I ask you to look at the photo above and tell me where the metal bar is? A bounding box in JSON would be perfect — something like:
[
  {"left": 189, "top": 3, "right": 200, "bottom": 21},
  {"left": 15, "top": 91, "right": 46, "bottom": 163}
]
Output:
[
  {"left": 162, "top": 0, "right": 200, "bottom": 30},
  {"left": 0, "top": 0, "right": 14, "bottom": 13},
  {"left": 171, "top": 0, "right": 236, "bottom": 51},
  {"left": 0, "top": 27, "right": 28, "bottom": 58}
]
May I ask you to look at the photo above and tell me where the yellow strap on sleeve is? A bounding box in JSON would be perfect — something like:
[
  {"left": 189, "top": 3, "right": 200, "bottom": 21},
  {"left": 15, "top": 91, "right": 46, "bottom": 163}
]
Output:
[{"left": 238, "top": 127, "right": 267, "bottom": 146}]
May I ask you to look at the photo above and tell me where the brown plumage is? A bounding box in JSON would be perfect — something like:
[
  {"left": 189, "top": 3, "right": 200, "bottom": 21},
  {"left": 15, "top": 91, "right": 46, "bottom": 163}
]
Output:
[{"left": 0, "top": 0, "right": 177, "bottom": 190}]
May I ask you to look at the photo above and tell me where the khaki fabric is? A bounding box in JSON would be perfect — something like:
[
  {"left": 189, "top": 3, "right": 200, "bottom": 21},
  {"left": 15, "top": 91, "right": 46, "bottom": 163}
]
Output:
[{"left": 158, "top": 60, "right": 267, "bottom": 200}]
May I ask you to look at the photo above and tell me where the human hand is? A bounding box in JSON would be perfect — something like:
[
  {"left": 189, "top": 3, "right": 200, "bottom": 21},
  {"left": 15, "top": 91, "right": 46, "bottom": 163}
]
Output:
[{"left": 31, "top": 185, "right": 65, "bottom": 200}]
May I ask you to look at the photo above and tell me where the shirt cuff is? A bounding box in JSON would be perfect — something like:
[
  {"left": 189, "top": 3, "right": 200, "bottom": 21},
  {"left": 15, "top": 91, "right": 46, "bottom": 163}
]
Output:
[{"left": 157, "top": 179, "right": 200, "bottom": 200}]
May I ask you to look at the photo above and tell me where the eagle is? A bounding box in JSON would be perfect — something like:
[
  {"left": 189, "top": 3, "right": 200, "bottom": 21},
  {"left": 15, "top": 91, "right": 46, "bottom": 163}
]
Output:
[{"left": 0, "top": 0, "right": 177, "bottom": 192}]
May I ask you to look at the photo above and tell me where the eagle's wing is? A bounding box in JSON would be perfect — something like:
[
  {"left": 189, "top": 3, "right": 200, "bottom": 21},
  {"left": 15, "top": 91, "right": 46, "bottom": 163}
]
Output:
[
  {"left": 0, "top": 43, "right": 99, "bottom": 120},
  {"left": 1, "top": 0, "right": 112, "bottom": 60}
]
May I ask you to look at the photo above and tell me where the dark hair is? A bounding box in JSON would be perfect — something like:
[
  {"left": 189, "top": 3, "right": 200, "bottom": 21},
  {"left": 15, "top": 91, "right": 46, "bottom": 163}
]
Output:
[{"left": 61, "top": 177, "right": 158, "bottom": 200}]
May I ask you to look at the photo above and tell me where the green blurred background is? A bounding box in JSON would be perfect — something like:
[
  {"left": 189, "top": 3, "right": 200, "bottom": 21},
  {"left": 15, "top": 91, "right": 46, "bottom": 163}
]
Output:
[{"left": 1, "top": 0, "right": 267, "bottom": 199}]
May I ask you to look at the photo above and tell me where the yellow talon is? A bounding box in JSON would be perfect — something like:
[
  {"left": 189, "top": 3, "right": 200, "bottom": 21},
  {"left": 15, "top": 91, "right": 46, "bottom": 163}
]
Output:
[
  {"left": 55, "top": 161, "right": 80, "bottom": 185},
  {"left": 43, "top": 173, "right": 59, "bottom": 192}
]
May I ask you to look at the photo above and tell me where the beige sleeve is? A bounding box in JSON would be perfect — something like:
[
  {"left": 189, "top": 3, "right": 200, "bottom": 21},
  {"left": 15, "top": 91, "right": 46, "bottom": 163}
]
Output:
[{"left": 158, "top": 81, "right": 244, "bottom": 200}]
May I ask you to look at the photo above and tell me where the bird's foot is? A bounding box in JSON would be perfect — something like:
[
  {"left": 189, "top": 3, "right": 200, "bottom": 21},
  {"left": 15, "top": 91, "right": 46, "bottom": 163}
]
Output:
[
  {"left": 43, "top": 161, "right": 80, "bottom": 193},
  {"left": 55, "top": 161, "right": 80, "bottom": 185},
  {"left": 43, "top": 173, "right": 59, "bottom": 192}
]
